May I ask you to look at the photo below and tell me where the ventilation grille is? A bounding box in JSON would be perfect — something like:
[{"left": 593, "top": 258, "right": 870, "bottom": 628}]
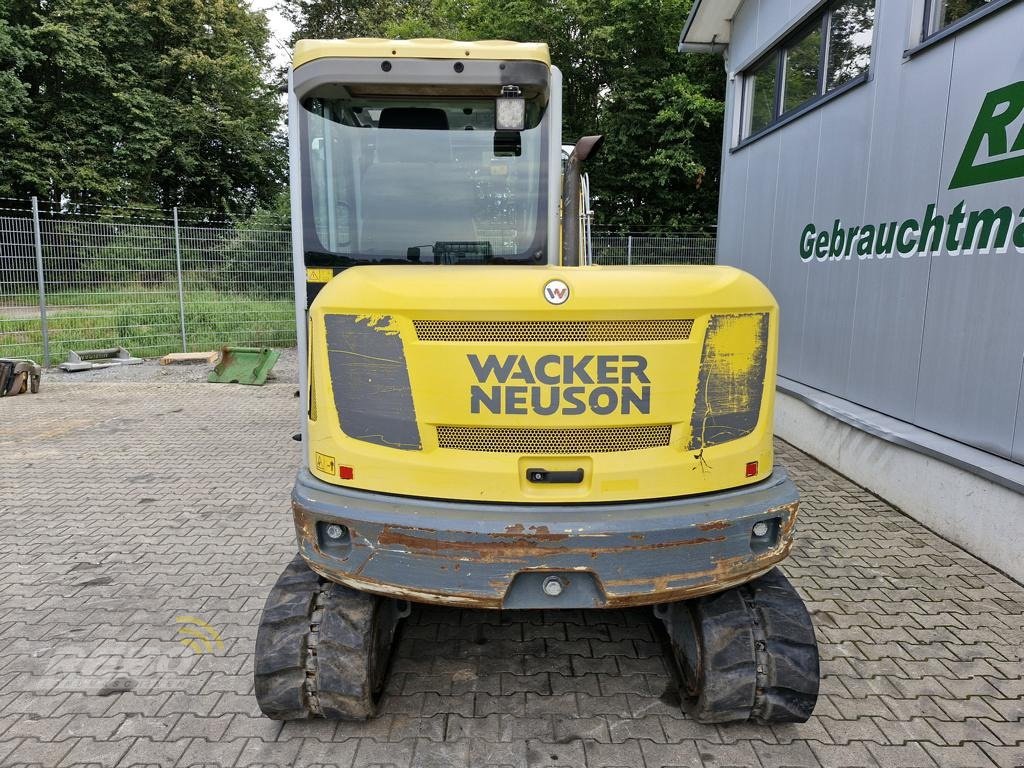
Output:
[
  {"left": 435, "top": 424, "right": 672, "bottom": 453},
  {"left": 413, "top": 319, "right": 693, "bottom": 343}
]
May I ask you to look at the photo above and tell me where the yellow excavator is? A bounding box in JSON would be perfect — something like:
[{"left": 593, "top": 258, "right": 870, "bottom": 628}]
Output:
[{"left": 254, "top": 38, "right": 819, "bottom": 724}]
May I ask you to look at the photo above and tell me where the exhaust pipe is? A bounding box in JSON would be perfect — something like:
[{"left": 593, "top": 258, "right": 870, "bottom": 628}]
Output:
[{"left": 561, "top": 135, "right": 604, "bottom": 267}]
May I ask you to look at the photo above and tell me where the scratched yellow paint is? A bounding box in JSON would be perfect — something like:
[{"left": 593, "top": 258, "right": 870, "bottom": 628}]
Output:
[
  {"left": 704, "top": 314, "right": 764, "bottom": 382},
  {"left": 689, "top": 312, "right": 768, "bottom": 453},
  {"left": 304, "top": 265, "right": 778, "bottom": 503},
  {"left": 354, "top": 314, "right": 402, "bottom": 336}
]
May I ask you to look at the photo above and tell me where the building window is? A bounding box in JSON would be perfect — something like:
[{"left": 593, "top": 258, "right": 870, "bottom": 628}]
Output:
[
  {"left": 739, "top": 0, "right": 875, "bottom": 141},
  {"left": 747, "top": 52, "right": 780, "bottom": 135},
  {"left": 827, "top": 1, "right": 875, "bottom": 89},
  {"left": 782, "top": 23, "right": 823, "bottom": 114},
  {"left": 924, "top": 0, "right": 995, "bottom": 38}
]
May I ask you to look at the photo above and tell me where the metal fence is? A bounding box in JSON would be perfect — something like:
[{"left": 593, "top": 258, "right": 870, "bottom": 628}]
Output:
[
  {"left": 1, "top": 198, "right": 716, "bottom": 366},
  {"left": 591, "top": 232, "right": 717, "bottom": 265},
  {"left": 0, "top": 198, "right": 294, "bottom": 365}
]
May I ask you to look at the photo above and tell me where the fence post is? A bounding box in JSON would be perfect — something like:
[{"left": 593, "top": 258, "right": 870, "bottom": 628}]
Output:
[
  {"left": 31, "top": 197, "right": 51, "bottom": 367},
  {"left": 172, "top": 207, "right": 188, "bottom": 352},
  {"left": 626, "top": 235, "right": 633, "bottom": 265}
]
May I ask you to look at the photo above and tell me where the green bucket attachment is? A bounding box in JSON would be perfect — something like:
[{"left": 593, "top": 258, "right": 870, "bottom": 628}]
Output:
[{"left": 208, "top": 347, "right": 280, "bottom": 386}]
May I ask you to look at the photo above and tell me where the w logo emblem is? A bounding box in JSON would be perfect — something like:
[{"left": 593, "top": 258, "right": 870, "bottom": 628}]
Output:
[{"left": 544, "top": 279, "right": 570, "bottom": 305}]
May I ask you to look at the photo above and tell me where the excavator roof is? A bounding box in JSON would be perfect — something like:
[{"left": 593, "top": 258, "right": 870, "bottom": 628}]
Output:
[{"left": 292, "top": 38, "right": 551, "bottom": 68}]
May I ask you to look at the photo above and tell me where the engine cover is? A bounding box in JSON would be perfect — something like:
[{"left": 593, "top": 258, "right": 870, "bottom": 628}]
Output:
[{"left": 305, "top": 264, "right": 779, "bottom": 503}]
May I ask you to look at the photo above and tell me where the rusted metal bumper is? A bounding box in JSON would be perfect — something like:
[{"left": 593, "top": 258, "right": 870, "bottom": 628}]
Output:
[{"left": 291, "top": 468, "right": 800, "bottom": 609}]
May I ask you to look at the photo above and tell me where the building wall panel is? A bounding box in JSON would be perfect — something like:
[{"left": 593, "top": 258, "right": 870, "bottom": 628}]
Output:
[
  {"left": 799, "top": 87, "right": 873, "bottom": 396},
  {"left": 738, "top": 132, "right": 783, "bottom": 281},
  {"left": 844, "top": 11, "right": 951, "bottom": 420},
  {"left": 1014, "top": 378, "right": 1024, "bottom": 464},
  {"left": 715, "top": 79, "right": 749, "bottom": 270},
  {"left": 729, "top": 0, "right": 760, "bottom": 63},
  {"left": 766, "top": 114, "right": 819, "bottom": 377},
  {"left": 716, "top": 150, "right": 748, "bottom": 267},
  {"left": 914, "top": 20, "right": 1024, "bottom": 458},
  {"left": 714, "top": 0, "right": 1024, "bottom": 466},
  {"left": 755, "top": 0, "right": 792, "bottom": 51}
]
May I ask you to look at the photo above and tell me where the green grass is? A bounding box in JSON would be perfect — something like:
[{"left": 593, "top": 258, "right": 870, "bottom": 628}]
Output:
[{"left": 0, "top": 284, "right": 295, "bottom": 363}]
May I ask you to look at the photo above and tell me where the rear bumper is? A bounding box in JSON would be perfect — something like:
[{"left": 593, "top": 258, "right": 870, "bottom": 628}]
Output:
[{"left": 291, "top": 468, "right": 800, "bottom": 609}]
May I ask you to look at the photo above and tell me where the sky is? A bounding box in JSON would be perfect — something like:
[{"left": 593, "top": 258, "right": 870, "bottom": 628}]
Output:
[{"left": 249, "top": 0, "right": 296, "bottom": 70}]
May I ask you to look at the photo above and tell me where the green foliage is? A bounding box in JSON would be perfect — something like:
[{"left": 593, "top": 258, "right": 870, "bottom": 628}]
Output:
[
  {"left": 592, "top": 7, "right": 726, "bottom": 230},
  {"left": 81, "top": 226, "right": 177, "bottom": 284},
  {"left": 284, "top": 0, "right": 724, "bottom": 229},
  {"left": 0, "top": 285, "right": 295, "bottom": 360},
  {"left": 0, "top": 18, "right": 33, "bottom": 189},
  {"left": 284, "top": 0, "right": 439, "bottom": 41},
  {"left": 216, "top": 225, "right": 293, "bottom": 296},
  {"left": 0, "top": 0, "right": 286, "bottom": 213},
  {"left": 1, "top": 0, "right": 723, "bottom": 228}
]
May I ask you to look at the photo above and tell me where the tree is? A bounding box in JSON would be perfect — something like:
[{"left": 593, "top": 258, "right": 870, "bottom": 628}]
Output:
[
  {"left": 283, "top": 0, "right": 724, "bottom": 229},
  {"left": 284, "top": 0, "right": 438, "bottom": 41},
  {"left": 0, "top": 0, "right": 285, "bottom": 213},
  {"left": 585, "top": 0, "right": 725, "bottom": 230},
  {"left": 0, "top": 16, "right": 33, "bottom": 202}
]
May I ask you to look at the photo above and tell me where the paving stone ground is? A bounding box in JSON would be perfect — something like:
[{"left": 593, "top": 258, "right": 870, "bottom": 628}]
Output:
[{"left": 0, "top": 359, "right": 1022, "bottom": 768}]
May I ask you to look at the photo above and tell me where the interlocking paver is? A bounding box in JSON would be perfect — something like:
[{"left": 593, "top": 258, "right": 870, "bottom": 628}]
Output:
[
  {"left": 292, "top": 736, "right": 359, "bottom": 768},
  {"left": 176, "top": 736, "right": 247, "bottom": 767},
  {"left": 808, "top": 741, "right": 881, "bottom": 768},
  {"left": 583, "top": 737, "right": 644, "bottom": 767},
  {"left": 1, "top": 353, "right": 1022, "bottom": 767},
  {"left": 753, "top": 740, "right": 820, "bottom": 768},
  {"left": 864, "top": 741, "right": 939, "bottom": 767},
  {"left": 115, "top": 736, "right": 189, "bottom": 768}
]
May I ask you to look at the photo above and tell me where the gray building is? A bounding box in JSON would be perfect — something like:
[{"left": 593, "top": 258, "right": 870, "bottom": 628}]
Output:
[{"left": 680, "top": 0, "right": 1024, "bottom": 581}]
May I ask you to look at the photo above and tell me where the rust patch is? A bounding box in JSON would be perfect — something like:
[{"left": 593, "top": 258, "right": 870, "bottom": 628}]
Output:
[
  {"left": 602, "top": 565, "right": 779, "bottom": 607},
  {"left": 495, "top": 524, "right": 568, "bottom": 542},
  {"left": 604, "top": 540, "right": 790, "bottom": 592},
  {"left": 295, "top": 495, "right": 801, "bottom": 610},
  {"left": 377, "top": 525, "right": 726, "bottom": 563},
  {"left": 697, "top": 519, "right": 731, "bottom": 531},
  {"left": 379, "top": 527, "right": 571, "bottom": 562},
  {"left": 601, "top": 543, "right": 790, "bottom": 607},
  {"left": 292, "top": 502, "right": 316, "bottom": 544},
  {"left": 303, "top": 535, "right": 791, "bottom": 611},
  {"left": 316, "top": 566, "right": 492, "bottom": 607},
  {"left": 777, "top": 501, "right": 800, "bottom": 535}
]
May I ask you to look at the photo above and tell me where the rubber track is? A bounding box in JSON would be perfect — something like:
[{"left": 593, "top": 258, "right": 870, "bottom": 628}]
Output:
[
  {"left": 745, "top": 569, "right": 820, "bottom": 723},
  {"left": 254, "top": 554, "right": 387, "bottom": 720},
  {"left": 677, "top": 567, "right": 819, "bottom": 724}
]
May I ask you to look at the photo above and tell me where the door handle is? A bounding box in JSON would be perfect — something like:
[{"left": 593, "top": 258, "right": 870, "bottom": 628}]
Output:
[{"left": 526, "top": 467, "right": 584, "bottom": 484}]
